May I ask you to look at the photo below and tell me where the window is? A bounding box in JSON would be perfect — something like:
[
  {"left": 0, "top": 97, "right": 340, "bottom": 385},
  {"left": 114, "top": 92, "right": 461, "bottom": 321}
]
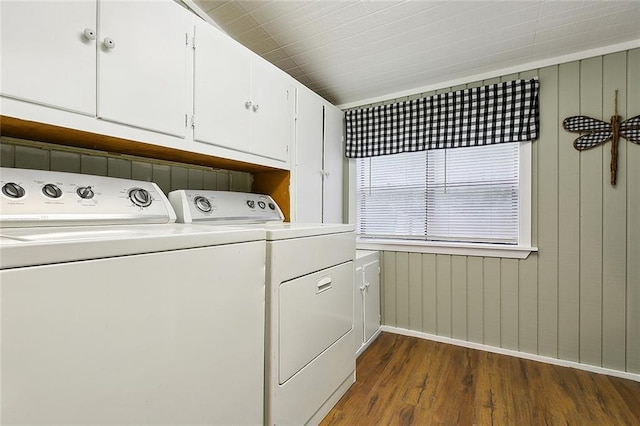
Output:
[{"left": 356, "top": 142, "right": 532, "bottom": 253}]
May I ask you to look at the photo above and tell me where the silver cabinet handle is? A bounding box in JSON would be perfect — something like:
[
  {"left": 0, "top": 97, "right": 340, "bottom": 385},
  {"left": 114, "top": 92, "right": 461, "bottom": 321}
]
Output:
[
  {"left": 252, "top": 104, "right": 260, "bottom": 112},
  {"left": 83, "top": 28, "right": 96, "bottom": 41},
  {"left": 103, "top": 38, "right": 116, "bottom": 49},
  {"left": 245, "top": 101, "right": 252, "bottom": 109}
]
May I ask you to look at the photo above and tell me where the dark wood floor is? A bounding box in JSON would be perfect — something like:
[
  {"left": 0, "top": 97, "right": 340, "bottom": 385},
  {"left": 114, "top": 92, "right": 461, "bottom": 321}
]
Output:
[{"left": 321, "top": 332, "right": 640, "bottom": 425}]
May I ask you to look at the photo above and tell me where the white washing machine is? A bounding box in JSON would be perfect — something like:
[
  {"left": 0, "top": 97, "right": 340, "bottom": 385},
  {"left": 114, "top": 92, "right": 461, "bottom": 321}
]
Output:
[
  {"left": 169, "top": 190, "right": 356, "bottom": 425},
  {"left": 0, "top": 168, "right": 267, "bottom": 425}
]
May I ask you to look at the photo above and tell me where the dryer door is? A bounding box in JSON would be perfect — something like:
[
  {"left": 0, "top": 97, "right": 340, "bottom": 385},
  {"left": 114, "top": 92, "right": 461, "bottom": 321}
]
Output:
[{"left": 278, "top": 261, "right": 353, "bottom": 384}]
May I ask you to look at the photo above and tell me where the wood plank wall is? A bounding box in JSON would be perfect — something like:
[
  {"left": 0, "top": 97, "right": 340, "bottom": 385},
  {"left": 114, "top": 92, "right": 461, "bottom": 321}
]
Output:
[
  {"left": 377, "top": 48, "right": 640, "bottom": 375},
  {"left": 0, "top": 137, "right": 253, "bottom": 194}
]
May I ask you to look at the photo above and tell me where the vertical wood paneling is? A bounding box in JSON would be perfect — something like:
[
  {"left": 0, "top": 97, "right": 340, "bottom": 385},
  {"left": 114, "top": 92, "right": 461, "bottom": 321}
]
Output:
[
  {"left": 170, "top": 167, "right": 189, "bottom": 191},
  {"left": 1, "top": 140, "right": 253, "bottom": 193},
  {"left": 451, "top": 256, "right": 467, "bottom": 340},
  {"left": 81, "top": 154, "right": 107, "bottom": 176},
  {"left": 483, "top": 258, "right": 501, "bottom": 346},
  {"left": 579, "top": 56, "right": 604, "bottom": 367},
  {"left": 557, "top": 61, "right": 581, "bottom": 362},
  {"left": 216, "top": 171, "right": 231, "bottom": 189},
  {"left": 395, "top": 252, "right": 410, "bottom": 329},
  {"left": 203, "top": 170, "right": 218, "bottom": 189},
  {"left": 422, "top": 254, "right": 437, "bottom": 334},
  {"left": 467, "top": 256, "right": 484, "bottom": 344},
  {"left": 1, "top": 142, "right": 15, "bottom": 167},
  {"left": 518, "top": 256, "right": 538, "bottom": 354},
  {"left": 435, "top": 255, "right": 451, "bottom": 337},
  {"left": 374, "top": 49, "right": 639, "bottom": 377},
  {"left": 131, "top": 161, "right": 153, "bottom": 182},
  {"left": 383, "top": 252, "right": 397, "bottom": 327},
  {"left": 602, "top": 52, "right": 628, "bottom": 371},
  {"left": 15, "top": 145, "right": 49, "bottom": 170},
  {"left": 537, "top": 65, "right": 560, "bottom": 358},
  {"left": 520, "top": 70, "right": 540, "bottom": 247},
  {"left": 187, "top": 168, "right": 204, "bottom": 189},
  {"left": 408, "top": 253, "right": 423, "bottom": 330},
  {"left": 500, "top": 259, "right": 519, "bottom": 350},
  {"left": 50, "top": 150, "right": 81, "bottom": 173},
  {"left": 627, "top": 48, "right": 640, "bottom": 374},
  {"left": 107, "top": 157, "right": 131, "bottom": 179},
  {"left": 152, "top": 164, "right": 171, "bottom": 195}
]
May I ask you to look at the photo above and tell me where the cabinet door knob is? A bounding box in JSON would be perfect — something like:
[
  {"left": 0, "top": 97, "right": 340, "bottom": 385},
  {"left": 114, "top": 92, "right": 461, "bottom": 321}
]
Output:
[
  {"left": 83, "top": 28, "right": 96, "bottom": 41},
  {"left": 103, "top": 37, "right": 116, "bottom": 49},
  {"left": 245, "top": 101, "right": 252, "bottom": 109},
  {"left": 252, "top": 104, "right": 260, "bottom": 112}
]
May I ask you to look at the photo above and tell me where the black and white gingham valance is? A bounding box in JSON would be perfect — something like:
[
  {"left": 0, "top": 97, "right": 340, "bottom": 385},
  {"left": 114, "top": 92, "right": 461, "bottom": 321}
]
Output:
[{"left": 345, "top": 78, "right": 540, "bottom": 158}]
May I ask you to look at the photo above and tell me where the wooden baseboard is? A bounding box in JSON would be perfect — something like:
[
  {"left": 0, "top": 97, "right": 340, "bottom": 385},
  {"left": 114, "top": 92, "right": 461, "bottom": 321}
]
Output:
[{"left": 382, "top": 325, "right": 640, "bottom": 383}]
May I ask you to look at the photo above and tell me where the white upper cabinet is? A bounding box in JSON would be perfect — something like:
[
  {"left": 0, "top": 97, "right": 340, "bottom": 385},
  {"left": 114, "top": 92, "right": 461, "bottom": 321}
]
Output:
[
  {"left": 0, "top": 0, "right": 190, "bottom": 138},
  {"left": 294, "top": 86, "right": 344, "bottom": 223},
  {"left": 322, "top": 104, "right": 345, "bottom": 223},
  {"left": 193, "top": 22, "right": 251, "bottom": 153},
  {"left": 193, "top": 21, "right": 294, "bottom": 163},
  {"left": 97, "top": 1, "right": 190, "bottom": 138},
  {"left": 250, "top": 58, "right": 295, "bottom": 162},
  {"left": 0, "top": 1, "right": 97, "bottom": 115},
  {"left": 294, "top": 88, "right": 325, "bottom": 223}
]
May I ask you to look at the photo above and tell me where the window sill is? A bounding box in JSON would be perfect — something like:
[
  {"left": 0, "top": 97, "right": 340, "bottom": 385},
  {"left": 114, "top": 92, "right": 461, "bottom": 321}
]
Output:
[{"left": 356, "top": 238, "right": 538, "bottom": 259}]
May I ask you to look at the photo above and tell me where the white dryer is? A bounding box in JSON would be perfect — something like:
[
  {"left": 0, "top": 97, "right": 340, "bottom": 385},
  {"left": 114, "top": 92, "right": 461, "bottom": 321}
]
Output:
[
  {"left": 0, "top": 168, "right": 267, "bottom": 425},
  {"left": 169, "top": 190, "right": 356, "bottom": 425}
]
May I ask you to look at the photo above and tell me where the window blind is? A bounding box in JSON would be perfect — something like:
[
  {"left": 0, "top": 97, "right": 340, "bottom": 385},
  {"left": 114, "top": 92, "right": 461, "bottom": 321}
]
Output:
[{"left": 357, "top": 143, "right": 519, "bottom": 244}]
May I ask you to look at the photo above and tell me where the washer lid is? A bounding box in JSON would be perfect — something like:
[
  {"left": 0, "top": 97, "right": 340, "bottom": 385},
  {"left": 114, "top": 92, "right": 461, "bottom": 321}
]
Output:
[
  {"left": 263, "top": 223, "right": 355, "bottom": 241},
  {"left": 0, "top": 224, "right": 265, "bottom": 269}
]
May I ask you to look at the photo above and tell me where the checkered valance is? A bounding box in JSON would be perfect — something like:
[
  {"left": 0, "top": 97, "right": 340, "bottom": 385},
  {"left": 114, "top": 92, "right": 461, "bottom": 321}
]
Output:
[{"left": 345, "top": 78, "right": 539, "bottom": 158}]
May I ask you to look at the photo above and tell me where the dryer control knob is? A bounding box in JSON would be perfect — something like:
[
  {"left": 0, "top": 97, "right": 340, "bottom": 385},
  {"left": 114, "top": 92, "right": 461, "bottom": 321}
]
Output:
[
  {"left": 42, "top": 183, "right": 63, "bottom": 199},
  {"left": 258, "top": 201, "right": 266, "bottom": 209},
  {"left": 76, "top": 186, "right": 95, "bottom": 199},
  {"left": 2, "top": 182, "right": 26, "bottom": 199},
  {"left": 194, "top": 196, "right": 212, "bottom": 213},
  {"left": 129, "top": 188, "right": 152, "bottom": 207},
  {"left": 246, "top": 200, "right": 255, "bottom": 208}
]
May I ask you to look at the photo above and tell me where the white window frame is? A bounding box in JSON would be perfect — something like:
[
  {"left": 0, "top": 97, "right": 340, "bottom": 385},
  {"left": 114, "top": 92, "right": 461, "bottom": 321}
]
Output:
[{"left": 350, "top": 141, "right": 537, "bottom": 259}]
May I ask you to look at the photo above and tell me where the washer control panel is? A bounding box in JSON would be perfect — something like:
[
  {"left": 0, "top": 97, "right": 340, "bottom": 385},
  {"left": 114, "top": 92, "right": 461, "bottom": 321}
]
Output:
[
  {"left": 0, "top": 167, "right": 176, "bottom": 227},
  {"left": 168, "top": 190, "right": 284, "bottom": 224}
]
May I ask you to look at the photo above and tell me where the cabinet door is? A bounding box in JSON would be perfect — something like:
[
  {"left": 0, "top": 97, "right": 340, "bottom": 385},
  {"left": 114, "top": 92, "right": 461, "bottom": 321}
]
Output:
[
  {"left": 251, "top": 58, "right": 294, "bottom": 162},
  {"left": 98, "top": 0, "right": 189, "bottom": 137},
  {"left": 193, "top": 22, "right": 251, "bottom": 153},
  {"left": 354, "top": 264, "right": 365, "bottom": 353},
  {"left": 322, "top": 104, "right": 345, "bottom": 223},
  {"left": 295, "top": 88, "right": 324, "bottom": 223},
  {"left": 0, "top": 1, "right": 96, "bottom": 115},
  {"left": 363, "top": 260, "right": 380, "bottom": 342}
]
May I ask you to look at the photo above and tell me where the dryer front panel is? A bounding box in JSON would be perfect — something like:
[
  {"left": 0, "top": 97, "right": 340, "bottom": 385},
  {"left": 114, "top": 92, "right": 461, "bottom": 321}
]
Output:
[{"left": 278, "top": 261, "right": 354, "bottom": 384}]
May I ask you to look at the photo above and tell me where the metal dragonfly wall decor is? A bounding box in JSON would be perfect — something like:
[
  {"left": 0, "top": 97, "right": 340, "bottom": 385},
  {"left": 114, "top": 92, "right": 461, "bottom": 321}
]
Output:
[{"left": 562, "top": 90, "right": 640, "bottom": 186}]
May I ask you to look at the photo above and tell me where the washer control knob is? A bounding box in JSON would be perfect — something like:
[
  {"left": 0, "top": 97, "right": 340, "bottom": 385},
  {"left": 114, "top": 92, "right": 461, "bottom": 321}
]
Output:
[
  {"left": 246, "top": 199, "right": 255, "bottom": 208},
  {"left": 129, "top": 188, "right": 152, "bottom": 207},
  {"left": 194, "top": 196, "right": 212, "bottom": 213},
  {"left": 76, "top": 186, "right": 95, "bottom": 199},
  {"left": 2, "top": 182, "right": 26, "bottom": 199},
  {"left": 258, "top": 201, "right": 266, "bottom": 209},
  {"left": 42, "top": 183, "right": 63, "bottom": 199},
  {"left": 268, "top": 202, "right": 276, "bottom": 210}
]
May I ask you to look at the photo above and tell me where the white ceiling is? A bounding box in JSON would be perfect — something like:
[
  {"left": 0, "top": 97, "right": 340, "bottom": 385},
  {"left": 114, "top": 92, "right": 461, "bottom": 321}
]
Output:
[{"left": 191, "top": 1, "right": 640, "bottom": 107}]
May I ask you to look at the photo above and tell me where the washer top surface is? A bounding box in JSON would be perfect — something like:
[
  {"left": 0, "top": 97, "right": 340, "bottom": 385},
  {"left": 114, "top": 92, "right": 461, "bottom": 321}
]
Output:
[
  {"left": 263, "top": 222, "right": 355, "bottom": 240},
  {"left": 0, "top": 223, "right": 265, "bottom": 269}
]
